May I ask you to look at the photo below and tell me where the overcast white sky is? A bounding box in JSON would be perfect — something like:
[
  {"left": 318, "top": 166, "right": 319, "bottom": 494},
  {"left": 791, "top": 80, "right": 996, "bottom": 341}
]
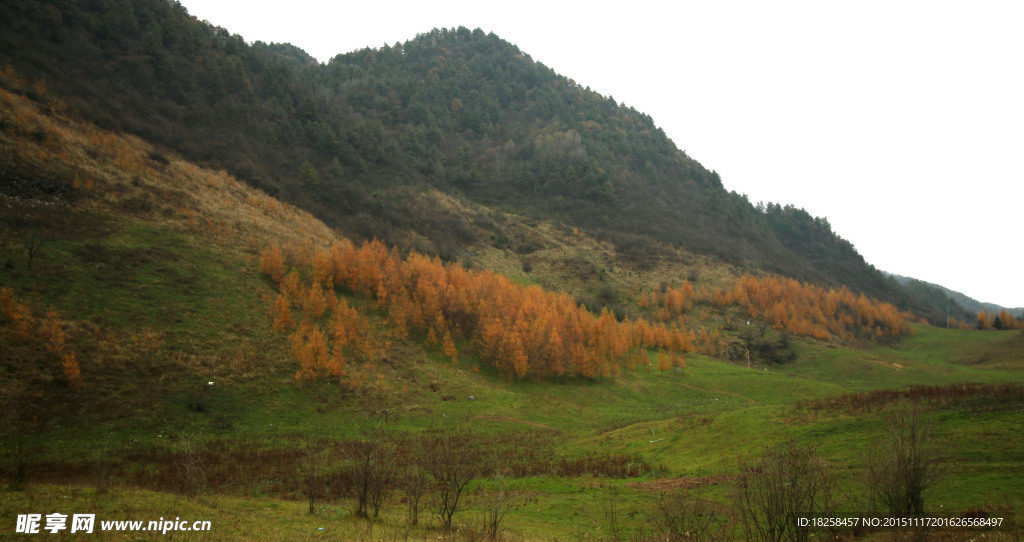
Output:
[{"left": 179, "top": 0, "right": 1024, "bottom": 308}]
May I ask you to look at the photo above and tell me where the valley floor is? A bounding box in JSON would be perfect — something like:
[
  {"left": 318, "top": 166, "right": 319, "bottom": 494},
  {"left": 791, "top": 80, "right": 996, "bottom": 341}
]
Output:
[{"left": 4, "top": 327, "right": 1024, "bottom": 540}]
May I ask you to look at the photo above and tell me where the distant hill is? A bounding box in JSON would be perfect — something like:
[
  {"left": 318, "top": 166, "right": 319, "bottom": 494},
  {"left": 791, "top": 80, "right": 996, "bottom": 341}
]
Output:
[
  {"left": 889, "top": 274, "right": 1024, "bottom": 321},
  {"left": 0, "top": 0, "right": 941, "bottom": 320}
]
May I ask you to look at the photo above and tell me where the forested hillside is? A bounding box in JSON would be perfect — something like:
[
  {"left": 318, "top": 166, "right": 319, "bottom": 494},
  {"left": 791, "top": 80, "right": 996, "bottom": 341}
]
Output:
[
  {"left": 0, "top": 0, "right": 945, "bottom": 320},
  {"left": 892, "top": 274, "right": 1023, "bottom": 323}
]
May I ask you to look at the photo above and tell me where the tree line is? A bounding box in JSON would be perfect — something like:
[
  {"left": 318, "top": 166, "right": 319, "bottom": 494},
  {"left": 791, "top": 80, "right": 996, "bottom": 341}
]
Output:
[
  {"left": 640, "top": 274, "right": 913, "bottom": 353},
  {"left": 261, "top": 239, "right": 691, "bottom": 382},
  {"left": 263, "top": 234, "right": 921, "bottom": 382},
  {"left": 975, "top": 308, "right": 1022, "bottom": 330}
]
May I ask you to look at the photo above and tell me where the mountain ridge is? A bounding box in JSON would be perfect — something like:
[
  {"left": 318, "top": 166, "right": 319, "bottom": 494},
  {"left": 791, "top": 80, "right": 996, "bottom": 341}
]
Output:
[
  {"left": 888, "top": 273, "right": 1024, "bottom": 320},
  {"left": 0, "top": 0, "right": 948, "bottom": 322}
]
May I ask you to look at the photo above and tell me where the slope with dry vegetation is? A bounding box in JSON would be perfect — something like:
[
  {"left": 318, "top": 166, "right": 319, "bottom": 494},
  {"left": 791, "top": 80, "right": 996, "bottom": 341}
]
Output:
[{"left": 3, "top": 67, "right": 1024, "bottom": 541}]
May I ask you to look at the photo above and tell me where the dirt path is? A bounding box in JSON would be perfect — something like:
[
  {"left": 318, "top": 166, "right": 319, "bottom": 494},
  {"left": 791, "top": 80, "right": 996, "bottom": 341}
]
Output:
[
  {"left": 473, "top": 414, "right": 561, "bottom": 432},
  {"left": 671, "top": 381, "right": 758, "bottom": 405},
  {"left": 630, "top": 474, "right": 736, "bottom": 492}
]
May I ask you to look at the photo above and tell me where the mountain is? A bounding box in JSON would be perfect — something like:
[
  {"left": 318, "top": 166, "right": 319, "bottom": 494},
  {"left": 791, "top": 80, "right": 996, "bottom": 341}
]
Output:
[
  {"left": 4, "top": 9, "right": 1024, "bottom": 538},
  {"left": 0, "top": 0, "right": 935, "bottom": 319},
  {"left": 2, "top": 78, "right": 1023, "bottom": 539}
]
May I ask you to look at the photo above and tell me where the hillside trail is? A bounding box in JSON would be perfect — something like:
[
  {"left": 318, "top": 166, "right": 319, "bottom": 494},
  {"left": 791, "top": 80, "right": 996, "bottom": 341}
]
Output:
[
  {"left": 669, "top": 380, "right": 758, "bottom": 406},
  {"left": 473, "top": 414, "right": 561, "bottom": 432},
  {"left": 630, "top": 474, "right": 736, "bottom": 492}
]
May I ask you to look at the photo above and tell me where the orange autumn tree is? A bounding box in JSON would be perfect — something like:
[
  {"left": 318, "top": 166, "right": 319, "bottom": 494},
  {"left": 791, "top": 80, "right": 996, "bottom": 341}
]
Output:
[
  {"left": 62, "top": 352, "right": 82, "bottom": 390},
  {"left": 258, "top": 243, "right": 286, "bottom": 284},
  {"left": 0, "top": 287, "right": 36, "bottom": 342},
  {"left": 995, "top": 309, "right": 1021, "bottom": 330},
  {"left": 667, "top": 275, "right": 913, "bottom": 345},
  {"left": 441, "top": 328, "right": 458, "bottom": 364},
  {"left": 1, "top": 288, "right": 81, "bottom": 390},
  {"left": 271, "top": 294, "right": 292, "bottom": 331},
  {"left": 261, "top": 239, "right": 691, "bottom": 381},
  {"left": 260, "top": 246, "right": 377, "bottom": 386},
  {"left": 656, "top": 349, "right": 672, "bottom": 373},
  {"left": 38, "top": 307, "right": 66, "bottom": 353},
  {"left": 290, "top": 324, "right": 333, "bottom": 381},
  {"left": 637, "top": 274, "right": 915, "bottom": 356},
  {"left": 638, "top": 292, "right": 650, "bottom": 309},
  {"left": 662, "top": 281, "right": 694, "bottom": 316},
  {"left": 976, "top": 310, "right": 992, "bottom": 330}
]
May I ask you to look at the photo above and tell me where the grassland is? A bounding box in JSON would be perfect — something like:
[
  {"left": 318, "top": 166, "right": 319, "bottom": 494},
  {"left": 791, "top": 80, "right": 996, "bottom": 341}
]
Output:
[{"left": 1, "top": 78, "right": 1023, "bottom": 541}]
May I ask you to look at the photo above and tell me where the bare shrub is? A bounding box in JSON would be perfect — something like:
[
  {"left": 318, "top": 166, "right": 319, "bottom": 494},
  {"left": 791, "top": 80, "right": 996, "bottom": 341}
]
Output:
[
  {"left": 733, "top": 439, "right": 835, "bottom": 542},
  {"left": 798, "top": 382, "right": 1024, "bottom": 414},
  {"left": 400, "top": 464, "right": 432, "bottom": 527},
  {"left": 299, "top": 439, "right": 331, "bottom": 515},
  {"left": 479, "top": 475, "right": 519, "bottom": 540},
  {"left": 346, "top": 423, "right": 395, "bottom": 519},
  {"left": 174, "top": 434, "right": 206, "bottom": 500},
  {"left": 650, "top": 490, "right": 732, "bottom": 541},
  {"left": 866, "top": 407, "right": 943, "bottom": 517},
  {"left": 424, "top": 421, "right": 484, "bottom": 530}
]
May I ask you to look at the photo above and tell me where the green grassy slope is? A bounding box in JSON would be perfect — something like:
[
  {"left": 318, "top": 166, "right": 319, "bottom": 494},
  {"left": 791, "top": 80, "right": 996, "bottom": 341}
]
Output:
[{"left": 1, "top": 82, "right": 1022, "bottom": 541}]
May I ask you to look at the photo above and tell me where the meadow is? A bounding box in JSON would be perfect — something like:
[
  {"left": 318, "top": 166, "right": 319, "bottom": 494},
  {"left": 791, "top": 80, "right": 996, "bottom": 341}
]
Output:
[{"left": 2, "top": 78, "right": 1023, "bottom": 541}]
